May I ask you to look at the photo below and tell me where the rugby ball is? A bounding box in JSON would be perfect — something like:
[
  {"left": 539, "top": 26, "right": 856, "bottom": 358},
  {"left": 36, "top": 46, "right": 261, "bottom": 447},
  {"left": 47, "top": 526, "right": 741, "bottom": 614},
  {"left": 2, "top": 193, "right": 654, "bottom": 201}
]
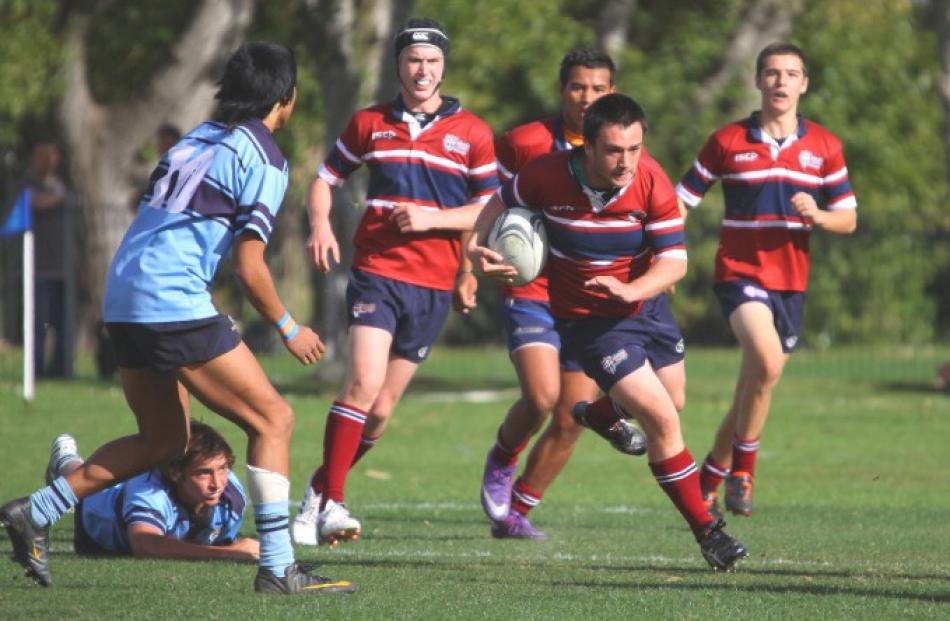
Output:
[{"left": 486, "top": 207, "right": 548, "bottom": 286}]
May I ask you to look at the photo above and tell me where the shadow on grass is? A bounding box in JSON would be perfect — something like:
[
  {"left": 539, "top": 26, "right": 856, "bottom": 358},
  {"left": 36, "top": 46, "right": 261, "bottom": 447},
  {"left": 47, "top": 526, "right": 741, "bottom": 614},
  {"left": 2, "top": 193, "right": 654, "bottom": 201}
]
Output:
[{"left": 876, "top": 381, "right": 947, "bottom": 395}]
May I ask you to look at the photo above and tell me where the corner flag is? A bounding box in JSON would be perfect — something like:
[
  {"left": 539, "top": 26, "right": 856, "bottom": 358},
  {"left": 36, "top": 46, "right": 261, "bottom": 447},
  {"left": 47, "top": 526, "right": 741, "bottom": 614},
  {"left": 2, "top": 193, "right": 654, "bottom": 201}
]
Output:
[{"left": 0, "top": 188, "right": 32, "bottom": 237}]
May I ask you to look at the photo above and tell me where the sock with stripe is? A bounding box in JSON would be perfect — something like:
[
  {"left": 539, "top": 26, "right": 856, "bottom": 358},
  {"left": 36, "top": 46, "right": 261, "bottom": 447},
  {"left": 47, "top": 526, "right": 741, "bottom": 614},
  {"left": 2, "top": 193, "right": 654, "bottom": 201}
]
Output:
[
  {"left": 247, "top": 465, "right": 294, "bottom": 578},
  {"left": 510, "top": 477, "right": 543, "bottom": 517},
  {"left": 310, "top": 433, "right": 381, "bottom": 494},
  {"left": 489, "top": 426, "right": 530, "bottom": 467},
  {"left": 699, "top": 454, "right": 730, "bottom": 495},
  {"left": 649, "top": 448, "right": 713, "bottom": 535},
  {"left": 320, "top": 401, "right": 367, "bottom": 508},
  {"left": 731, "top": 436, "right": 760, "bottom": 476},
  {"left": 29, "top": 476, "right": 78, "bottom": 527}
]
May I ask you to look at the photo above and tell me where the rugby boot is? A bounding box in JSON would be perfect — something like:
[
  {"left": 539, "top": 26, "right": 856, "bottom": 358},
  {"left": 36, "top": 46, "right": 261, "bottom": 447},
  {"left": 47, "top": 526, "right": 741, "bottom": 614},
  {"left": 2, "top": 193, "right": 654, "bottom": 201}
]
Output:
[
  {"left": 571, "top": 401, "right": 647, "bottom": 456},
  {"left": 490, "top": 512, "right": 547, "bottom": 541},
  {"left": 254, "top": 562, "right": 356, "bottom": 594},
  {"left": 480, "top": 450, "right": 516, "bottom": 522},
  {"left": 703, "top": 490, "right": 724, "bottom": 521},
  {"left": 292, "top": 474, "right": 322, "bottom": 546},
  {"left": 317, "top": 500, "right": 361, "bottom": 547},
  {"left": 724, "top": 471, "right": 754, "bottom": 516},
  {"left": 45, "top": 434, "right": 83, "bottom": 485},
  {"left": 0, "top": 497, "right": 52, "bottom": 586},
  {"left": 697, "top": 519, "right": 748, "bottom": 571}
]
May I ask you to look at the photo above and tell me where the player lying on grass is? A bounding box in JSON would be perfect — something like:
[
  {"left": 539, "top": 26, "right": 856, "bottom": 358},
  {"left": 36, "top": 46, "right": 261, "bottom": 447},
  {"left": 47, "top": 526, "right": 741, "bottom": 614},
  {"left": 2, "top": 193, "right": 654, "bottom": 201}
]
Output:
[
  {"left": 0, "top": 41, "right": 353, "bottom": 595},
  {"left": 468, "top": 93, "right": 747, "bottom": 570},
  {"left": 45, "top": 423, "right": 258, "bottom": 562}
]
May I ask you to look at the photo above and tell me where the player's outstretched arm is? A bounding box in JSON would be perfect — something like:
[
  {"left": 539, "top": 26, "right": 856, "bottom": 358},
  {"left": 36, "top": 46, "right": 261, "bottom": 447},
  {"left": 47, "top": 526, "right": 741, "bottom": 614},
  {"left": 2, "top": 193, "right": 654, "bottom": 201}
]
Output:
[
  {"left": 453, "top": 232, "right": 478, "bottom": 314},
  {"left": 232, "top": 233, "right": 325, "bottom": 365},
  {"left": 306, "top": 176, "right": 341, "bottom": 273},
  {"left": 128, "top": 524, "right": 260, "bottom": 562}
]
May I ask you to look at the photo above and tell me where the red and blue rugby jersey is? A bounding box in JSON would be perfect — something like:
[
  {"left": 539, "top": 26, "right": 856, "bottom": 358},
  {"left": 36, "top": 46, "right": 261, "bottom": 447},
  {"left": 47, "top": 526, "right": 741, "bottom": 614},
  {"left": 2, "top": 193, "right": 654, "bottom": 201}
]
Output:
[
  {"left": 501, "top": 149, "right": 686, "bottom": 320},
  {"left": 318, "top": 96, "right": 498, "bottom": 291},
  {"left": 676, "top": 113, "right": 857, "bottom": 292},
  {"left": 494, "top": 116, "right": 574, "bottom": 302}
]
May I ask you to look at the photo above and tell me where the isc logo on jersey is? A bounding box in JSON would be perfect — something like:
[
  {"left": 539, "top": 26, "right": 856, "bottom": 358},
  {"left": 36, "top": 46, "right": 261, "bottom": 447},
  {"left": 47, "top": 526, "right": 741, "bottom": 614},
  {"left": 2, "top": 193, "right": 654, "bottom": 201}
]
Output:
[{"left": 487, "top": 207, "right": 548, "bottom": 286}]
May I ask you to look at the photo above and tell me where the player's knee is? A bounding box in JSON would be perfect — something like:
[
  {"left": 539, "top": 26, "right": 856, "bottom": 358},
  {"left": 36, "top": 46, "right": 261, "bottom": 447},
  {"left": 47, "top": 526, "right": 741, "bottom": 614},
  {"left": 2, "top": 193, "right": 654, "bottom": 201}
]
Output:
[
  {"left": 670, "top": 390, "right": 686, "bottom": 413},
  {"left": 251, "top": 396, "right": 295, "bottom": 440},
  {"left": 343, "top": 374, "right": 384, "bottom": 408},
  {"left": 523, "top": 386, "right": 558, "bottom": 417}
]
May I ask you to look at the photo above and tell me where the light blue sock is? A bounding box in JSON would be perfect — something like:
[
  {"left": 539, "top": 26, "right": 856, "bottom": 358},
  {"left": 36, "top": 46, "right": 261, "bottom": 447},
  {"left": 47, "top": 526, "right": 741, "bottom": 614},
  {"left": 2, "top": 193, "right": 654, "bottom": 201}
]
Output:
[
  {"left": 29, "top": 476, "right": 77, "bottom": 527},
  {"left": 255, "top": 501, "right": 294, "bottom": 577}
]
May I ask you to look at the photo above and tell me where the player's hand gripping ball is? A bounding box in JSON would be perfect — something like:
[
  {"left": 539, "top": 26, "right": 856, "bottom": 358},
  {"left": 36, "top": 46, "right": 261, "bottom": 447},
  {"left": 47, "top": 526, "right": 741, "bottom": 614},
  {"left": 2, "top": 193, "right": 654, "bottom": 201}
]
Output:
[{"left": 486, "top": 207, "right": 548, "bottom": 286}]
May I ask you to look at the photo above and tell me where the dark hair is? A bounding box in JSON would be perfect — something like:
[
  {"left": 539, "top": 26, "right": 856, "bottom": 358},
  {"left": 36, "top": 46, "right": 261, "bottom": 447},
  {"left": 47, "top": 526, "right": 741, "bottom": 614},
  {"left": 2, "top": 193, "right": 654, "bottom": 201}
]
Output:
[
  {"left": 215, "top": 41, "right": 297, "bottom": 124},
  {"left": 559, "top": 46, "right": 615, "bottom": 87},
  {"left": 582, "top": 93, "right": 647, "bottom": 145},
  {"left": 167, "top": 421, "right": 236, "bottom": 473},
  {"left": 755, "top": 42, "right": 808, "bottom": 77},
  {"left": 157, "top": 123, "right": 181, "bottom": 142},
  {"left": 394, "top": 17, "right": 450, "bottom": 61}
]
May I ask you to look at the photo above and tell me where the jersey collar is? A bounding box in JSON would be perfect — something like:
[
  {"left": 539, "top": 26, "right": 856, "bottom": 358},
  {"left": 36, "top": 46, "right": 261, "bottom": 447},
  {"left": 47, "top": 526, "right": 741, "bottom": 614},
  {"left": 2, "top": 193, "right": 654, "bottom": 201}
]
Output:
[{"left": 746, "top": 112, "right": 807, "bottom": 157}]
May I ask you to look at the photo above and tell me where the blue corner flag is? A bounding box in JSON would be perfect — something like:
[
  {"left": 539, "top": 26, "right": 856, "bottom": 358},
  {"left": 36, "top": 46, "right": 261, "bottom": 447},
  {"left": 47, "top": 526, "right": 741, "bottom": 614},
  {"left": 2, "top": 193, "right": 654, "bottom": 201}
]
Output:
[{"left": 0, "top": 188, "right": 32, "bottom": 238}]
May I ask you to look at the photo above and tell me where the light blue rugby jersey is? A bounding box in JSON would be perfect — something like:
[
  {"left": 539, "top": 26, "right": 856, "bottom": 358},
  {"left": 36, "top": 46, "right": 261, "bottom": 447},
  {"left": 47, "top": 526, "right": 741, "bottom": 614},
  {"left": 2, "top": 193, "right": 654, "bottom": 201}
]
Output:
[
  {"left": 104, "top": 118, "right": 288, "bottom": 322},
  {"left": 79, "top": 469, "right": 247, "bottom": 554}
]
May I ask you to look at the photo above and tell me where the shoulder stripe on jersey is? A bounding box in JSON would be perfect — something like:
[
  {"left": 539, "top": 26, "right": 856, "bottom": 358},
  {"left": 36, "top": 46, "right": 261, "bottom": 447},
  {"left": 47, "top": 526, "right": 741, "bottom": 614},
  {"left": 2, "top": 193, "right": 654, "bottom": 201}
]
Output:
[
  {"left": 469, "top": 162, "right": 498, "bottom": 176},
  {"left": 235, "top": 125, "right": 266, "bottom": 166},
  {"left": 318, "top": 163, "right": 344, "bottom": 187},
  {"left": 497, "top": 160, "right": 514, "bottom": 180}
]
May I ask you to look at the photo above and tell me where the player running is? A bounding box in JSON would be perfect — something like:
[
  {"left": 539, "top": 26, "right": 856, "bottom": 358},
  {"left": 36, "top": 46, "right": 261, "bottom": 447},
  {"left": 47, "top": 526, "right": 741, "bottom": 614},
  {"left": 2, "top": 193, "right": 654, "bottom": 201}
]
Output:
[
  {"left": 293, "top": 18, "right": 499, "bottom": 547},
  {"left": 45, "top": 423, "right": 259, "bottom": 562},
  {"left": 676, "top": 43, "right": 857, "bottom": 518},
  {"left": 470, "top": 94, "right": 747, "bottom": 570},
  {"left": 480, "top": 47, "right": 655, "bottom": 541},
  {"left": 0, "top": 42, "right": 354, "bottom": 594}
]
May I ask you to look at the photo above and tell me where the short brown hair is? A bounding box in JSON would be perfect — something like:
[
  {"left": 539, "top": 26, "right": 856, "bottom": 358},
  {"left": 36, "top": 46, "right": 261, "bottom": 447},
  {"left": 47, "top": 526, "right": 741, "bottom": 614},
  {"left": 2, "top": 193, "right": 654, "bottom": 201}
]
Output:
[
  {"left": 169, "top": 421, "right": 235, "bottom": 472},
  {"left": 756, "top": 42, "right": 808, "bottom": 77}
]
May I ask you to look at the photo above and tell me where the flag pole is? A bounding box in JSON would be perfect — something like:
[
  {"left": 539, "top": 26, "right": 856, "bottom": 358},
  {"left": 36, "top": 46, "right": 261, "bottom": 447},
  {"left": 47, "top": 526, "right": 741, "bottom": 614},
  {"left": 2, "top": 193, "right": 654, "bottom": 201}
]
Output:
[{"left": 22, "top": 229, "right": 34, "bottom": 401}]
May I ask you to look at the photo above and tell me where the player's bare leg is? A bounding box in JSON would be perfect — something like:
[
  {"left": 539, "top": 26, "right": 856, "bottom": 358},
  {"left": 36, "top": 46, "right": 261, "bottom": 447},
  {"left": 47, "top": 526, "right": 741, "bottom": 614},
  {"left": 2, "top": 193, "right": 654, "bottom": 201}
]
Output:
[
  {"left": 715, "top": 302, "right": 789, "bottom": 515},
  {"left": 519, "top": 370, "right": 598, "bottom": 493},
  {"left": 609, "top": 362, "right": 747, "bottom": 570},
  {"left": 481, "top": 345, "right": 560, "bottom": 523}
]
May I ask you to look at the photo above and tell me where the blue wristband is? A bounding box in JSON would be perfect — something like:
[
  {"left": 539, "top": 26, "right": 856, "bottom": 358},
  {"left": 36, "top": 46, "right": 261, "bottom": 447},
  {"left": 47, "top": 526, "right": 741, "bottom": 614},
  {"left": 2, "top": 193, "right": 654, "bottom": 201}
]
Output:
[{"left": 282, "top": 323, "right": 300, "bottom": 341}]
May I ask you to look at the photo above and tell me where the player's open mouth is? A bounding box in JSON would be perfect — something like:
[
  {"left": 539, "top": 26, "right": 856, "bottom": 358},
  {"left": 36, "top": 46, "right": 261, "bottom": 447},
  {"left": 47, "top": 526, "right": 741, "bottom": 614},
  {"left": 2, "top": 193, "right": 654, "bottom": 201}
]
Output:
[{"left": 415, "top": 79, "right": 432, "bottom": 87}]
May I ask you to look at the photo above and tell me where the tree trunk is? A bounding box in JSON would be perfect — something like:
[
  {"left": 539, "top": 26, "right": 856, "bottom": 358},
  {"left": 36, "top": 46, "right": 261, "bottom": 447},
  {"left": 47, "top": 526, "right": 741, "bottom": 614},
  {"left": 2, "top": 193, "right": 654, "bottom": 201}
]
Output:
[
  {"left": 58, "top": 0, "right": 253, "bottom": 344},
  {"left": 301, "top": 0, "right": 414, "bottom": 373},
  {"left": 693, "top": 0, "right": 802, "bottom": 112},
  {"left": 936, "top": 0, "right": 950, "bottom": 181},
  {"left": 595, "top": 0, "right": 636, "bottom": 66}
]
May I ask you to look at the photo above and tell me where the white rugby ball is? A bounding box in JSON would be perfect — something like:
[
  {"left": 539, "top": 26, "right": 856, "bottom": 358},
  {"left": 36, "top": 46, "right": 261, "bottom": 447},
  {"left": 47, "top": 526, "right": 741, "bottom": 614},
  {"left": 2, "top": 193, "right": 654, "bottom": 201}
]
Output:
[{"left": 486, "top": 207, "right": 548, "bottom": 286}]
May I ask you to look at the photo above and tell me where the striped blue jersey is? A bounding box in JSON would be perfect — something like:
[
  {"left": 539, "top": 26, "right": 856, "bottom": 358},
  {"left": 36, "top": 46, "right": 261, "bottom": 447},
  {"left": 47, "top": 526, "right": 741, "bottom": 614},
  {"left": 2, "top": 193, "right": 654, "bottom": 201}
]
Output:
[
  {"left": 79, "top": 469, "right": 247, "bottom": 554},
  {"left": 104, "top": 118, "right": 288, "bottom": 322}
]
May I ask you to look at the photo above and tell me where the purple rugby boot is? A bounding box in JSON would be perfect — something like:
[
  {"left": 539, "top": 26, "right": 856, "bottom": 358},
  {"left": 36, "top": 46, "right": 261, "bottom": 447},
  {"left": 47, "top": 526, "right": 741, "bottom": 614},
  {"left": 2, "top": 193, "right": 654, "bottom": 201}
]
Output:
[
  {"left": 480, "top": 451, "right": 516, "bottom": 522},
  {"left": 490, "top": 512, "right": 547, "bottom": 541}
]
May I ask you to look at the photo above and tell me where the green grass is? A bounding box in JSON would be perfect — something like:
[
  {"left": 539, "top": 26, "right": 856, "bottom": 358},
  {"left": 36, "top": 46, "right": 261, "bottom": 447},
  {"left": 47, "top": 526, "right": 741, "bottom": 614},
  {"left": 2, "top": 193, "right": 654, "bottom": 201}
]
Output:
[{"left": 1, "top": 346, "right": 949, "bottom": 620}]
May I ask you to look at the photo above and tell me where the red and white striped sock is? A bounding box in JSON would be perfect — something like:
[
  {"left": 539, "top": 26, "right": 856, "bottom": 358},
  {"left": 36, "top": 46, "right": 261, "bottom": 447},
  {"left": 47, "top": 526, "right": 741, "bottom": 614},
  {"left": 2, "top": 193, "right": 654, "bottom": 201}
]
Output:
[
  {"left": 699, "top": 454, "right": 730, "bottom": 495},
  {"left": 510, "top": 478, "right": 543, "bottom": 516},
  {"left": 320, "top": 401, "right": 367, "bottom": 508},
  {"left": 650, "top": 448, "right": 713, "bottom": 534},
  {"left": 731, "top": 436, "right": 760, "bottom": 476}
]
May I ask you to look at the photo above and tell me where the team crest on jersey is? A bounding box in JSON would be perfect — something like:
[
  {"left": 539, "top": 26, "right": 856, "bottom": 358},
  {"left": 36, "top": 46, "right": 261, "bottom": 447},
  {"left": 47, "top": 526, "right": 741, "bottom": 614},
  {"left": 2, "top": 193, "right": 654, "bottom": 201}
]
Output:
[
  {"left": 352, "top": 302, "right": 377, "bottom": 318},
  {"left": 799, "top": 150, "right": 824, "bottom": 171},
  {"left": 372, "top": 130, "right": 397, "bottom": 141},
  {"left": 443, "top": 134, "right": 470, "bottom": 156},
  {"left": 601, "top": 349, "right": 629, "bottom": 375},
  {"left": 734, "top": 152, "right": 758, "bottom": 162}
]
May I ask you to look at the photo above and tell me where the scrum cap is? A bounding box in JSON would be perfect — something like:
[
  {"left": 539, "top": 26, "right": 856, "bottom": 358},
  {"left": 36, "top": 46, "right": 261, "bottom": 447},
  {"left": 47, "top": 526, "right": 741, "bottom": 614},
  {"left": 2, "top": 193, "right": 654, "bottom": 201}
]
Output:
[{"left": 394, "top": 18, "right": 449, "bottom": 61}]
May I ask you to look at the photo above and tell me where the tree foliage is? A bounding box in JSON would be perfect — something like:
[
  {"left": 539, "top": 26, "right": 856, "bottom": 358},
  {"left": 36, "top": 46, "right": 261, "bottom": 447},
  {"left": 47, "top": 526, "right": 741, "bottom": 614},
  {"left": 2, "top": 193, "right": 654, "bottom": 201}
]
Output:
[{"left": 0, "top": 0, "right": 945, "bottom": 348}]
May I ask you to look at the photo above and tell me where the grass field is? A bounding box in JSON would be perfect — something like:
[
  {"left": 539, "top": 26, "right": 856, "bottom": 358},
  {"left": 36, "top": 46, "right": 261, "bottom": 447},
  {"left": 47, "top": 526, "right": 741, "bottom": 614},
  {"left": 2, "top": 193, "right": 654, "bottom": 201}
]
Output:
[{"left": 1, "top": 346, "right": 948, "bottom": 620}]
